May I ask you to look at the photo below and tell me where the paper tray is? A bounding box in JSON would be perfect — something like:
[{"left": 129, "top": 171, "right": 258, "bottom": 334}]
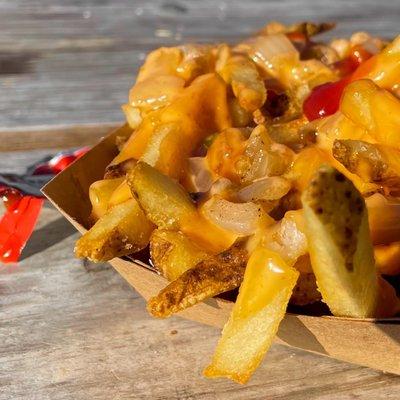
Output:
[{"left": 42, "top": 125, "right": 400, "bottom": 375}]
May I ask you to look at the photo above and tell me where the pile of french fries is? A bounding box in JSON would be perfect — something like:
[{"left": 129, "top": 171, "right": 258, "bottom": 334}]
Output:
[{"left": 75, "top": 22, "right": 400, "bottom": 383}]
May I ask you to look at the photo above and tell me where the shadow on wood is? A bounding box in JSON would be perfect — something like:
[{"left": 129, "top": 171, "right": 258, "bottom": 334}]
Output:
[{"left": 21, "top": 216, "right": 76, "bottom": 261}]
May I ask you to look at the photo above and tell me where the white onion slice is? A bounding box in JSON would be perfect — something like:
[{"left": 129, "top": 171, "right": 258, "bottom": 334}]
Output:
[
  {"left": 187, "top": 157, "right": 213, "bottom": 193},
  {"left": 209, "top": 178, "right": 233, "bottom": 197},
  {"left": 237, "top": 177, "right": 291, "bottom": 202},
  {"left": 238, "top": 34, "right": 298, "bottom": 75},
  {"left": 201, "top": 196, "right": 263, "bottom": 236},
  {"left": 262, "top": 210, "right": 308, "bottom": 265}
]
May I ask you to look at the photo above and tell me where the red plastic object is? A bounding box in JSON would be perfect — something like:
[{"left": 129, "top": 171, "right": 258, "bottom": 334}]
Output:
[
  {"left": 33, "top": 147, "right": 89, "bottom": 176},
  {"left": 0, "top": 187, "right": 23, "bottom": 210},
  {"left": 0, "top": 146, "right": 89, "bottom": 263},
  {"left": 0, "top": 196, "right": 44, "bottom": 263}
]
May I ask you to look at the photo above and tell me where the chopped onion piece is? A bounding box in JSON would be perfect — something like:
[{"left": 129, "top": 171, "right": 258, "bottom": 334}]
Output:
[
  {"left": 240, "top": 34, "right": 298, "bottom": 68},
  {"left": 237, "top": 177, "right": 291, "bottom": 202},
  {"left": 209, "top": 178, "right": 234, "bottom": 198},
  {"left": 201, "top": 196, "right": 265, "bottom": 236},
  {"left": 262, "top": 210, "right": 308, "bottom": 265},
  {"left": 187, "top": 157, "right": 213, "bottom": 193}
]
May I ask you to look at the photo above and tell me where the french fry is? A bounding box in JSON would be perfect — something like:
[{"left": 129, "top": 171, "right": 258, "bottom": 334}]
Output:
[
  {"left": 219, "top": 54, "right": 266, "bottom": 112},
  {"left": 75, "top": 198, "right": 154, "bottom": 262},
  {"left": 127, "top": 162, "right": 237, "bottom": 253},
  {"left": 150, "top": 229, "right": 208, "bottom": 281},
  {"left": 374, "top": 242, "right": 400, "bottom": 276},
  {"left": 107, "top": 179, "right": 133, "bottom": 209},
  {"left": 366, "top": 194, "right": 400, "bottom": 245},
  {"left": 333, "top": 139, "right": 400, "bottom": 195},
  {"left": 290, "top": 272, "right": 321, "bottom": 306},
  {"left": 340, "top": 79, "right": 400, "bottom": 148},
  {"left": 127, "top": 161, "right": 197, "bottom": 230},
  {"left": 104, "top": 158, "right": 137, "bottom": 179},
  {"left": 111, "top": 73, "right": 231, "bottom": 180},
  {"left": 88, "top": 177, "right": 124, "bottom": 221},
  {"left": 351, "top": 35, "right": 400, "bottom": 89},
  {"left": 302, "top": 166, "right": 379, "bottom": 318},
  {"left": 147, "top": 245, "right": 248, "bottom": 318},
  {"left": 204, "top": 247, "right": 298, "bottom": 384},
  {"left": 375, "top": 276, "right": 400, "bottom": 318}
]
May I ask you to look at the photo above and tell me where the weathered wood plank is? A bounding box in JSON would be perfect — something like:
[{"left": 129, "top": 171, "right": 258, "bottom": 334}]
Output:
[
  {"left": 0, "top": 123, "right": 120, "bottom": 151},
  {"left": 0, "top": 0, "right": 399, "bottom": 128}
]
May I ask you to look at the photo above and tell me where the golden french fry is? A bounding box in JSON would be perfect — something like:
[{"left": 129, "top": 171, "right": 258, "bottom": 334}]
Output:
[
  {"left": 374, "top": 242, "right": 400, "bottom": 276},
  {"left": 107, "top": 179, "right": 133, "bottom": 209},
  {"left": 148, "top": 246, "right": 247, "bottom": 318},
  {"left": 104, "top": 158, "right": 137, "bottom": 179},
  {"left": 111, "top": 73, "right": 231, "bottom": 180},
  {"left": 333, "top": 139, "right": 400, "bottom": 195},
  {"left": 340, "top": 79, "right": 400, "bottom": 148},
  {"left": 88, "top": 177, "right": 124, "bottom": 220},
  {"left": 302, "top": 166, "right": 379, "bottom": 318},
  {"left": 366, "top": 194, "right": 400, "bottom": 245},
  {"left": 150, "top": 229, "right": 209, "bottom": 281},
  {"left": 219, "top": 54, "right": 266, "bottom": 112},
  {"left": 127, "top": 161, "right": 196, "bottom": 230},
  {"left": 204, "top": 247, "right": 298, "bottom": 384},
  {"left": 375, "top": 276, "right": 400, "bottom": 318},
  {"left": 290, "top": 272, "right": 321, "bottom": 306},
  {"left": 351, "top": 35, "right": 400, "bottom": 90},
  {"left": 75, "top": 199, "right": 154, "bottom": 262},
  {"left": 127, "top": 162, "right": 237, "bottom": 253}
]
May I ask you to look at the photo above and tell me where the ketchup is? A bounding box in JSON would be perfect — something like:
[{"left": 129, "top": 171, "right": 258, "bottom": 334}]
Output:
[
  {"left": 0, "top": 187, "right": 23, "bottom": 210},
  {"left": 0, "top": 147, "right": 89, "bottom": 263},
  {"left": 303, "top": 77, "right": 350, "bottom": 121},
  {"left": 303, "top": 45, "right": 374, "bottom": 121},
  {"left": 0, "top": 194, "right": 44, "bottom": 263}
]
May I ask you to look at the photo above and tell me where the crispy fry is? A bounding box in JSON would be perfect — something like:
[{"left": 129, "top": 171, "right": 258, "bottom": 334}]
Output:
[
  {"left": 75, "top": 199, "right": 154, "bottom": 262},
  {"left": 150, "top": 229, "right": 208, "bottom": 281},
  {"left": 104, "top": 158, "right": 137, "bottom": 179},
  {"left": 333, "top": 139, "right": 400, "bottom": 195},
  {"left": 366, "top": 194, "right": 400, "bottom": 245},
  {"left": 258, "top": 21, "right": 335, "bottom": 37},
  {"left": 107, "top": 179, "right": 132, "bottom": 209},
  {"left": 147, "top": 246, "right": 248, "bottom": 318},
  {"left": 374, "top": 242, "right": 400, "bottom": 276},
  {"left": 266, "top": 117, "right": 314, "bottom": 150},
  {"left": 128, "top": 162, "right": 237, "bottom": 253},
  {"left": 375, "top": 276, "right": 400, "bottom": 318},
  {"left": 111, "top": 73, "right": 231, "bottom": 180},
  {"left": 290, "top": 272, "right": 321, "bottom": 306},
  {"left": 204, "top": 248, "right": 298, "bottom": 384},
  {"left": 302, "top": 166, "right": 379, "bottom": 318},
  {"left": 128, "top": 161, "right": 197, "bottom": 230},
  {"left": 219, "top": 54, "right": 266, "bottom": 112},
  {"left": 340, "top": 79, "right": 400, "bottom": 148},
  {"left": 228, "top": 97, "right": 253, "bottom": 127},
  {"left": 88, "top": 177, "right": 124, "bottom": 221}
]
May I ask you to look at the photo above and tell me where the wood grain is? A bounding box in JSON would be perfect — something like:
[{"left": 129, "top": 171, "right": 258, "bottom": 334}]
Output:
[
  {"left": 1, "top": 1, "right": 400, "bottom": 398},
  {"left": 0, "top": 123, "right": 120, "bottom": 151},
  {"left": 0, "top": 0, "right": 399, "bottom": 128}
]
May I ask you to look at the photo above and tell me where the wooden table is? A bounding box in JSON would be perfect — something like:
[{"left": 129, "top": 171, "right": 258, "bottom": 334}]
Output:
[{"left": 1, "top": 1, "right": 400, "bottom": 399}]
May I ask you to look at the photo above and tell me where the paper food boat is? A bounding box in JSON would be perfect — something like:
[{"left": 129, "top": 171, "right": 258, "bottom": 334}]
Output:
[{"left": 43, "top": 125, "right": 400, "bottom": 375}]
